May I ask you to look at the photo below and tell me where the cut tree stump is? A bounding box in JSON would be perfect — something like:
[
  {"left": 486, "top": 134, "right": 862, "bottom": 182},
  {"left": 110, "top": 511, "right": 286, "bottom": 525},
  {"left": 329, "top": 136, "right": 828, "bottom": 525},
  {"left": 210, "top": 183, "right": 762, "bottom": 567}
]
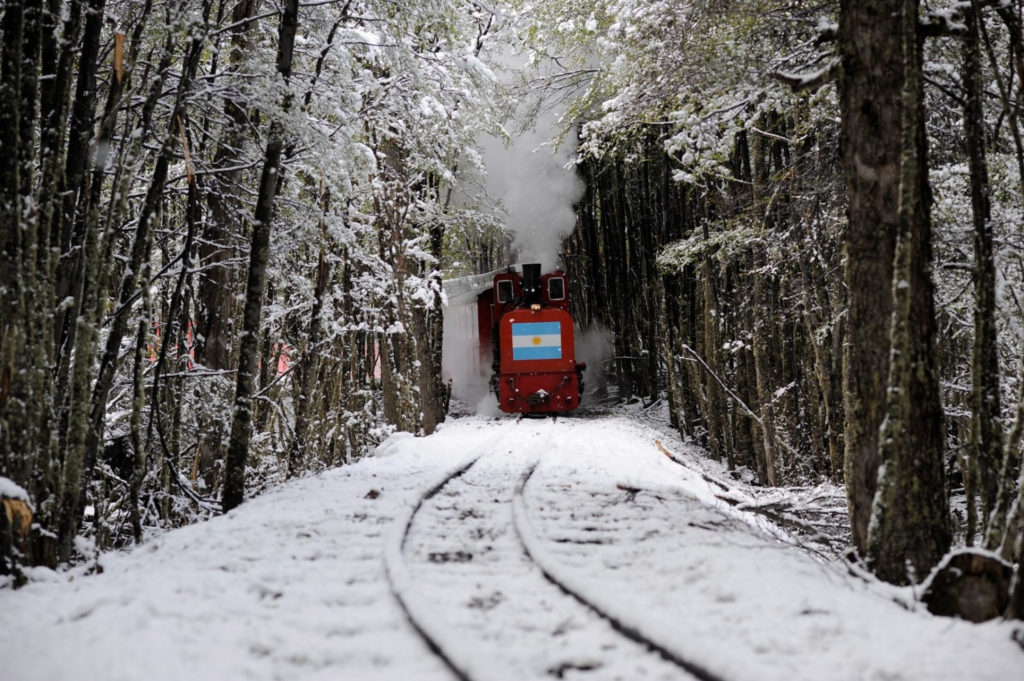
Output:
[{"left": 921, "top": 548, "right": 1014, "bottom": 622}]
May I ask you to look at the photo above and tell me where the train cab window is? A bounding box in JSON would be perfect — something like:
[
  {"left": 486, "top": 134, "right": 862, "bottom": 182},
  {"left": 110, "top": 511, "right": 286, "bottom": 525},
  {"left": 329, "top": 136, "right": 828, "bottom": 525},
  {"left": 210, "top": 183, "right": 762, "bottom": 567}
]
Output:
[
  {"left": 496, "top": 279, "right": 514, "bottom": 303},
  {"left": 547, "top": 277, "right": 566, "bottom": 301}
]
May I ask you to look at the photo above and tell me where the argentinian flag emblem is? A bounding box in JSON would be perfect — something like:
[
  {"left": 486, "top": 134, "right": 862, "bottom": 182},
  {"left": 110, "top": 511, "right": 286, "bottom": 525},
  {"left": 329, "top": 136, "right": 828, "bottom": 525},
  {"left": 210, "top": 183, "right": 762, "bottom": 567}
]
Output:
[{"left": 511, "top": 321, "right": 562, "bottom": 360}]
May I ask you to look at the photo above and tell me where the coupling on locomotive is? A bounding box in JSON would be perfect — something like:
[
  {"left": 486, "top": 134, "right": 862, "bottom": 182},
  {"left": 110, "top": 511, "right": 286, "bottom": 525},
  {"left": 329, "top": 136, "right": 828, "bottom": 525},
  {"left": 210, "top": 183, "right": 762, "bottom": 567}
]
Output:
[{"left": 475, "top": 263, "right": 586, "bottom": 414}]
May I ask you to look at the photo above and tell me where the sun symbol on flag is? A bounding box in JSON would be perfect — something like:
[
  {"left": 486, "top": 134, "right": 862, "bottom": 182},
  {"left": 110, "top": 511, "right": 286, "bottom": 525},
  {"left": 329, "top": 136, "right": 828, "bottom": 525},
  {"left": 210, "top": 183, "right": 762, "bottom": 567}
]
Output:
[{"left": 532, "top": 337, "right": 542, "bottom": 345}]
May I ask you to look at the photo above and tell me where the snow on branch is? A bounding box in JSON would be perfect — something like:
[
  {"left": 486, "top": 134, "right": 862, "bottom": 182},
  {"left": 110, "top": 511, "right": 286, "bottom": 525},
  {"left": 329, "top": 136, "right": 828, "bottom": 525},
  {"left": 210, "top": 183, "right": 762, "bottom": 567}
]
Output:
[
  {"left": 920, "top": 6, "right": 967, "bottom": 37},
  {"left": 774, "top": 57, "right": 840, "bottom": 94}
]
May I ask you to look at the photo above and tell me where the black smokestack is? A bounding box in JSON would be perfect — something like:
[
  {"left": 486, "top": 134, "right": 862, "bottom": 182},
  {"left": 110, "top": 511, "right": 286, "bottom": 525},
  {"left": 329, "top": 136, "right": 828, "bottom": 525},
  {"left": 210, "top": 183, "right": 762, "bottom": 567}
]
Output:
[{"left": 522, "top": 263, "right": 541, "bottom": 304}]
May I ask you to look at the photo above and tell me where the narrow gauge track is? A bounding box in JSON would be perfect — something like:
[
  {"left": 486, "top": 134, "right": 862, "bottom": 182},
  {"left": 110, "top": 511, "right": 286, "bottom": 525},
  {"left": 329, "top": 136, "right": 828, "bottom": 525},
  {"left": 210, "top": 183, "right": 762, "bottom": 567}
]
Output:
[
  {"left": 513, "top": 460, "right": 726, "bottom": 681},
  {"left": 384, "top": 419, "right": 720, "bottom": 681}
]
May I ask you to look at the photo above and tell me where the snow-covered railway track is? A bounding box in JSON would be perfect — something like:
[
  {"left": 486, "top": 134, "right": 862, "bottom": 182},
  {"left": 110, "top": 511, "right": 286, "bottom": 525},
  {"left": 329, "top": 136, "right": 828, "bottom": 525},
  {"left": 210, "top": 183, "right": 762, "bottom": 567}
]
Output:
[
  {"left": 513, "top": 460, "right": 726, "bottom": 681},
  {"left": 384, "top": 419, "right": 714, "bottom": 681}
]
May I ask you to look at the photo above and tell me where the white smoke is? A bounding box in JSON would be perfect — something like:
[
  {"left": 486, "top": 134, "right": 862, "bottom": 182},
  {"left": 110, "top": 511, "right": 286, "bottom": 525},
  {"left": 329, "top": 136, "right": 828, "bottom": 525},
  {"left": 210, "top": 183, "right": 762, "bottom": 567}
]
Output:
[
  {"left": 441, "top": 290, "right": 497, "bottom": 415},
  {"left": 574, "top": 322, "right": 614, "bottom": 399},
  {"left": 441, "top": 52, "right": 586, "bottom": 415},
  {"left": 478, "top": 116, "right": 584, "bottom": 271},
  {"left": 476, "top": 44, "right": 586, "bottom": 272}
]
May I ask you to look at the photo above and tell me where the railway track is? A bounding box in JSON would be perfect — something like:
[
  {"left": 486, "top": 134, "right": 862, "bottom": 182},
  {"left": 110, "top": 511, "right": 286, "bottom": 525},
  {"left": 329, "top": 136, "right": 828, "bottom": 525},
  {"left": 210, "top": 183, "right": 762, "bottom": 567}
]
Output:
[{"left": 384, "top": 419, "right": 724, "bottom": 681}]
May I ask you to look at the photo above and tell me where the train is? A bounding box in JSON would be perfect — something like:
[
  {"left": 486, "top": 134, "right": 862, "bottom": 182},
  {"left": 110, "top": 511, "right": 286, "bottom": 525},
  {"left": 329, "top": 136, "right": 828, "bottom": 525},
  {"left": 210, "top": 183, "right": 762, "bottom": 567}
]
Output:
[{"left": 474, "top": 264, "right": 586, "bottom": 414}]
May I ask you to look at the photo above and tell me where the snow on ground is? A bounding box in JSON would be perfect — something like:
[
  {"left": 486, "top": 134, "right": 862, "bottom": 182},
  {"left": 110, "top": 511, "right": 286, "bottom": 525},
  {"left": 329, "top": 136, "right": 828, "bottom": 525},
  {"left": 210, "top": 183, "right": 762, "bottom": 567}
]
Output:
[
  {"left": 2, "top": 410, "right": 1022, "bottom": 681},
  {"left": 395, "top": 418, "right": 688, "bottom": 680},
  {"left": 0, "top": 421, "right": 493, "bottom": 681},
  {"left": 523, "top": 416, "right": 1022, "bottom": 681}
]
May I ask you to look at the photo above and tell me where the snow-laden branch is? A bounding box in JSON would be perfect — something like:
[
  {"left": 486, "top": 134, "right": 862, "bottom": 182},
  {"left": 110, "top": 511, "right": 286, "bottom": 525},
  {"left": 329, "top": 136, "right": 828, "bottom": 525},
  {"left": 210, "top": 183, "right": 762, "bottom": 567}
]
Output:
[{"left": 774, "top": 56, "right": 840, "bottom": 93}]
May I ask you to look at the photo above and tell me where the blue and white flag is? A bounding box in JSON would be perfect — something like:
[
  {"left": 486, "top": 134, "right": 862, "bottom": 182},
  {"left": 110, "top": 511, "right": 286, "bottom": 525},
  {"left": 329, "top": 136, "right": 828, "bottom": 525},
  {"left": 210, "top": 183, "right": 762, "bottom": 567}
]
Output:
[{"left": 511, "top": 321, "right": 562, "bottom": 360}]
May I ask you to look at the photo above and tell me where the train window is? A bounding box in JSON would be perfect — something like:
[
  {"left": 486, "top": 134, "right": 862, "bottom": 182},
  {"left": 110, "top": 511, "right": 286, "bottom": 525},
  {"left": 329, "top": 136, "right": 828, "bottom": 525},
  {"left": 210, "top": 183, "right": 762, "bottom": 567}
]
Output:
[
  {"left": 496, "top": 279, "right": 514, "bottom": 303},
  {"left": 548, "top": 277, "right": 565, "bottom": 301}
]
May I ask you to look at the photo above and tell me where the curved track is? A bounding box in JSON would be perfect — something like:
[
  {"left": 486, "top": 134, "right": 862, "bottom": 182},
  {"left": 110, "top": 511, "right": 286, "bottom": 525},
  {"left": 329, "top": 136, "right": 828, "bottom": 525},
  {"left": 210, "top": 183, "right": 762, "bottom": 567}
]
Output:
[
  {"left": 384, "top": 420, "right": 724, "bottom": 681},
  {"left": 513, "top": 460, "right": 726, "bottom": 681}
]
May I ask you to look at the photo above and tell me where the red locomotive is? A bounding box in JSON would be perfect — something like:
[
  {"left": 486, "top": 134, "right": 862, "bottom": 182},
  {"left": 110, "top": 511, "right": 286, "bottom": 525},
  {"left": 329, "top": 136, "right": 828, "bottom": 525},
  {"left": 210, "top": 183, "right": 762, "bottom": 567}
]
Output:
[{"left": 476, "top": 264, "right": 585, "bottom": 414}]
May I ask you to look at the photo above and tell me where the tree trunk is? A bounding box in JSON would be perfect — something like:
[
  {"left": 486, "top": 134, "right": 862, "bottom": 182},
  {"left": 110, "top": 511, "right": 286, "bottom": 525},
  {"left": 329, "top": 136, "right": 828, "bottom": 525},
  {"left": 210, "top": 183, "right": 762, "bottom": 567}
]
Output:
[
  {"left": 1, "top": 0, "right": 56, "bottom": 539},
  {"left": 997, "top": 365, "right": 1024, "bottom": 563},
  {"left": 288, "top": 215, "right": 329, "bottom": 476},
  {"left": 417, "top": 219, "right": 450, "bottom": 434},
  {"left": 838, "top": 0, "right": 903, "bottom": 553},
  {"left": 62, "top": 1, "right": 208, "bottom": 558},
  {"left": 798, "top": 245, "right": 842, "bottom": 481},
  {"left": 751, "top": 124, "right": 779, "bottom": 486},
  {"left": 961, "top": 3, "right": 1003, "bottom": 546},
  {"left": 52, "top": 0, "right": 107, "bottom": 377},
  {"left": 700, "top": 241, "right": 725, "bottom": 463},
  {"left": 979, "top": 0, "right": 1024, "bottom": 554},
  {"left": 0, "top": 0, "right": 28, "bottom": 484},
  {"left": 195, "top": 0, "right": 259, "bottom": 490},
  {"left": 865, "top": 0, "right": 950, "bottom": 585},
  {"left": 222, "top": 0, "right": 298, "bottom": 512},
  {"left": 128, "top": 305, "right": 149, "bottom": 543}
]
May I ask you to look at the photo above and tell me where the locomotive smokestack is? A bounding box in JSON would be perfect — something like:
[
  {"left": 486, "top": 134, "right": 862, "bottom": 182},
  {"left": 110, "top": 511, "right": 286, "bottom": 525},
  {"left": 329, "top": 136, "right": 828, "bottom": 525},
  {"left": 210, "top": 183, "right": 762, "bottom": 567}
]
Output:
[{"left": 522, "top": 263, "right": 541, "bottom": 304}]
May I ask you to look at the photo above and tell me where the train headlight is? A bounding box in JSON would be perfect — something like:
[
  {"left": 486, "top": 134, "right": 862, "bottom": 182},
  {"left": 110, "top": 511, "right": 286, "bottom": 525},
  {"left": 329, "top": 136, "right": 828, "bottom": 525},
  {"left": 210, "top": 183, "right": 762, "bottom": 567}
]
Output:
[{"left": 530, "top": 303, "right": 541, "bottom": 311}]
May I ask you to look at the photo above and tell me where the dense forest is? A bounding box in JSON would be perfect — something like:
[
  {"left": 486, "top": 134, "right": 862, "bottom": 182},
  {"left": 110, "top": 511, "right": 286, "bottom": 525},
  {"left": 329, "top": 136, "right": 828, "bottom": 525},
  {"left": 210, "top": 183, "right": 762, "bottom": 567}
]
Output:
[{"left": 0, "top": 0, "right": 1022, "bottom": 614}]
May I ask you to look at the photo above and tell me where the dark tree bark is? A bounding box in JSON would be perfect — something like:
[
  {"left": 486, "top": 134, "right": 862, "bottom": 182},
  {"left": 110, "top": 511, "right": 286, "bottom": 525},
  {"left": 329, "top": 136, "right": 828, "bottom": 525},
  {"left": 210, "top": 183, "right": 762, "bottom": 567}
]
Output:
[
  {"left": 288, "top": 203, "right": 330, "bottom": 476},
  {"left": 0, "top": 0, "right": 54, "bottom": 525},
  {"left": 415, "top": 216, "right": 450, "bottom": 435},
  {"left": 194, "top": 0, "right": 259, "bottom": 489},
  {"left": 961, "top": 2, "right": 1003, "bottom": 546},
  {"left": 61, "top": 1, "right": 211, "bottom": 559},
  {"left": 978, "top": 0, "right": 1024, "bottom": 557},
  {"left": 37, "top": 0, "right": 82, "bottom": 266},
  {"left": 58, "top": 0, "right": 106, "bottom": 247},
  {"left": 750, "top": 124, "right": 779, "bottom": 486},
  {"left": 222, "top": 0, "right": 299, "bottom": 512},
  {"left": 52, "top": 0, "right": 107, "bottom": 370},
  {"left": 865, "top": 0, "right": 950, "bottom": 585},
  {"left": 128, "top": 304, "right": 149, "bottom": 543},
  {"left": 0, "top": 0, "right": 28, "bottom": 483},
  {"left": 1008, "top": 551, "right": 1024, "bottom": 619},
  {"left": 798, "top": 229, "right": 843, "bottom": 481},
  {"left": 54, "top": 1, "right": 147, "bottom": 426},
  {"left": 837, "top": 0, "right": 903, "bottom": 553},
  {"left": 33, "top": 4, "right": 86, "bottom": 534},
  {"left": 55, "top": 1, "right": 155, "bottom": 564}
]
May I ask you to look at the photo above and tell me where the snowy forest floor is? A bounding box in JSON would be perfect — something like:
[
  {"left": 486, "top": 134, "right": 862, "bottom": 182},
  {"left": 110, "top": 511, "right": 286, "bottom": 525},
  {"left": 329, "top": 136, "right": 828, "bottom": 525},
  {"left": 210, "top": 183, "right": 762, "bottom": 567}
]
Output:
[{"left": 2, "top": 404, "right": 1023, "bottom": 681}]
